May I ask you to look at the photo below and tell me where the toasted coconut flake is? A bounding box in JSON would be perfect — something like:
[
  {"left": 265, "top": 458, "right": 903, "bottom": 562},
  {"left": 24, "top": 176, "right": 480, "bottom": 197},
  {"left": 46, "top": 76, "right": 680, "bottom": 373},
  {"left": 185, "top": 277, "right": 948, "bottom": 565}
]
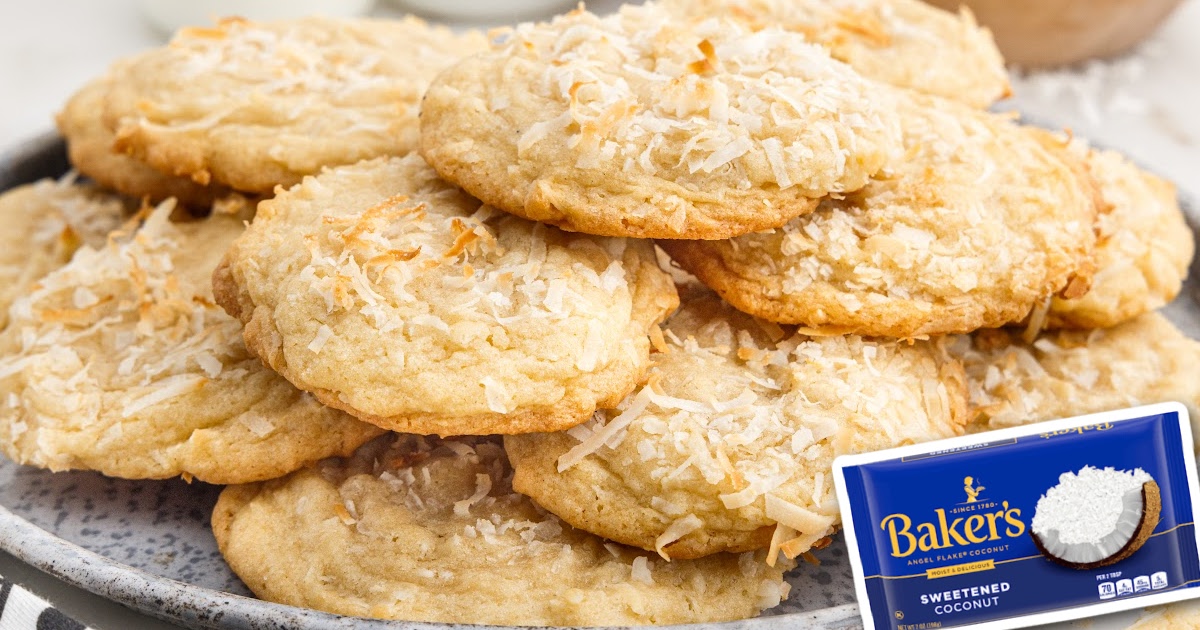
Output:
[
  {"left": 194, "top": 352, "right": 223, "bottom": 378},
  {"left": 712, "top": 388, "right": 756, "bottom": 412},
  {"left": 453, "top": 473, "right": 493, "bottom": 517},
  {"left": 72, "top": 286, "right": 100, "bottom": 309},
  {"left": 307, "top": 324, "right": 334, "bottom": 354},
  {"left": 780, "top": 530, "right": 829, "bottom": 559},
  {"left": 765, "top": 493, "right": 835, "bottom": 534},
  {"left": 649, "top": 324, "right": 669, "bottom": 354},
  {"left": 696, "top": 136, "right": 753, "bottom": 174},
  {"left": 481, "top": 376, "right": 511, "bottom": 414},
  {"left": 334, "top": 502, "right": 358, "bottom": 525},
  {"left": 631, "top": 556, "right": 655, "bottom": 584},
  {"left": 1023, "top": 296, "right": 1052, "bottom": 343},
  {"left": 757, "top": 578, "right": 786, "bottom": 608},
  {"left": 655, "top": 514, "right": 704, "bottom": 560},
  {"left": 715, "top": 444, "right": 746, "bottom": 490},
  {"left": 718, "top": 470, "right": 788, "bottom": 510},
  {"left": 121, "top": 374, "right": 207, "bottom": 417},
  {"left": 566, "top": 423, "right": 593, "bottom": 442},
  {"left": 240, "top": 414, "right": 276, "bottom": 438},
  {"left": 517, "top": 110, "right": 573, "bottom": 156},
  {"left": 558, "top": 387, "right": 654, "bottom": 472},
  {"left": 575, "top": 319, "right": 606, "bottom": 372},
  {"left": 766, "top": 523, "right": 797, "bottom": 567},
  {"left": 761, "top": 137, "right": 794, "bottom": 190},
  {"left": 645, "top": 389, "right": 712, "bottom": 413}
]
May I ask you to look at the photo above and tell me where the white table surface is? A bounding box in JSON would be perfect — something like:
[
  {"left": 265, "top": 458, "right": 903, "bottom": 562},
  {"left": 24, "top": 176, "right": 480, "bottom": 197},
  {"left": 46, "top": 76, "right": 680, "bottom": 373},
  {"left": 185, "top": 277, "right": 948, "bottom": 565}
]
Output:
[{"left": 0, "top": 1, "right": 1197, "bottom": 628}]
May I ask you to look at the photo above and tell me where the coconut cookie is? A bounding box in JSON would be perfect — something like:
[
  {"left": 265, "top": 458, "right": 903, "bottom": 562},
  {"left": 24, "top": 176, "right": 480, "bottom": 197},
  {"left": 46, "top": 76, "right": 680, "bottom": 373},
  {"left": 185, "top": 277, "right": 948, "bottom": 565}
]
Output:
[
  {"left": 663, "top": 0, "right": 1008, "bottom": 108},
  {"left": 103, "top": 16, "right": 487, "bottom": 195},
  {"left": 505, "top": 289, "right": 968, "bottom": 560},
  {"left": 0, "top": 203, "right": 383, "bottom": 483},
  {"left": 1043, "top": 138, "right": 1194, "bottom": 329},
  {"left": 214, "top": 155, "right": 678, "bottom": 436},
  {"left": 0, "top": 178, "right": 129, "bottom": 328},
  {"left": 660, "top": 91, "right": 1096, "bottom": 337},
  {"left": 212, "top": 435, "right": 793, "bottom": 626},
  {"left": 953, "top": 313, "right": 1200, "bottom": 434},
  {"left": 58, "top": 74, "right": 229, "bottom": 207},
  {"left": 420, "top": 3, "right": 901, "bottom": 240}
]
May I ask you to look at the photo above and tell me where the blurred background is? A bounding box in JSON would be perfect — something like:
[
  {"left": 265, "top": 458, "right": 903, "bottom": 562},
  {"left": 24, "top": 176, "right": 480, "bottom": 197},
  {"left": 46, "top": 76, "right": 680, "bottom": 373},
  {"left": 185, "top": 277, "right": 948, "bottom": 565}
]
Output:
[{"left": 1, "top": 0, "right": 1197, "bottom": 198}]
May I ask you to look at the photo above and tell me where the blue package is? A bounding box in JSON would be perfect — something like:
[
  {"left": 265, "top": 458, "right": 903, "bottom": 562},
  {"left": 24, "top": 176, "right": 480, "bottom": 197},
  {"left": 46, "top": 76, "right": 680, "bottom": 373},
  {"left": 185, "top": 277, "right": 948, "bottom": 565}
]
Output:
[{"left": 834, "top": 402, "right": 1200, "bottom": 630}]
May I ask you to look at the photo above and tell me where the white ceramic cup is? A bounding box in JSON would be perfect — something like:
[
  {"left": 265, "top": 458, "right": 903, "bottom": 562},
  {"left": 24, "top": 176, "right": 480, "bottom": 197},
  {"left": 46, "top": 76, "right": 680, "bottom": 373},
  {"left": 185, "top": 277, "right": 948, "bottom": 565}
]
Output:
[
  {"left": 386, "top": 0, "right": 576, "bottom": 22},
  {"left": 138, "top": 0, "right": 377, "bottom": 34}
]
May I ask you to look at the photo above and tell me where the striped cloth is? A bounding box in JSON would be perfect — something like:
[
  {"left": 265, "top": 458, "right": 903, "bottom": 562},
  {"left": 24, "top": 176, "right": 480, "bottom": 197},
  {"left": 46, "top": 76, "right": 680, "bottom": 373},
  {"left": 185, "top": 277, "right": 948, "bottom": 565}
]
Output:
[{"left": 0, "top": 574, "right": 91, "bottom": 630}]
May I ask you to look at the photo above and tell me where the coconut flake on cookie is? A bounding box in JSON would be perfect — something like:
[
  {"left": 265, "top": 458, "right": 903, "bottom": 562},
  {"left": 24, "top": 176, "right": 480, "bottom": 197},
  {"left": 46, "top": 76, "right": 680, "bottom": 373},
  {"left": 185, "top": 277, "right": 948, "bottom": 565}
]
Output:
[{"left": 420, "top": 2, "right": 902, "bottom": 240}]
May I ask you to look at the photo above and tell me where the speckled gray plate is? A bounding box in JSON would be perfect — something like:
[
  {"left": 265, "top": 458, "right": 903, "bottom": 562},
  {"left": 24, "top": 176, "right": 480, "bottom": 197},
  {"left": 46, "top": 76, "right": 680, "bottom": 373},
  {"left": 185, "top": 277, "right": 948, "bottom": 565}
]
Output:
[
  {"left": 0, "top": 133, "right": 1196, "bottom": 630},
  {"left": 0, "top": 133, "right": 864, "bottom": 630}
]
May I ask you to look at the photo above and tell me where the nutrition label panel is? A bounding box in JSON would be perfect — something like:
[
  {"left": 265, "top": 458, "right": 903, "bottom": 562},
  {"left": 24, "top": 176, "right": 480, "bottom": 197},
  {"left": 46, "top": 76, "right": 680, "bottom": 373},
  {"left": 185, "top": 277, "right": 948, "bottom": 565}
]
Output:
[{"left": 1097, "top": 571, "right": 1168, "bottom": 600}]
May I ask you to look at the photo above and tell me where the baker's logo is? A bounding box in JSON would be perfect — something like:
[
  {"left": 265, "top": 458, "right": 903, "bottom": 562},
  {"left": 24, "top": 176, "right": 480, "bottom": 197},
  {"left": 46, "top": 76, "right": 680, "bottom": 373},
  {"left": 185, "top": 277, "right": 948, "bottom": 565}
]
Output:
[
  {"left": 878, "top": 477, "right": 1025, "bottom": 558},
  {"left": 964, "top": 476, "right": 985, "bottom": 503}
]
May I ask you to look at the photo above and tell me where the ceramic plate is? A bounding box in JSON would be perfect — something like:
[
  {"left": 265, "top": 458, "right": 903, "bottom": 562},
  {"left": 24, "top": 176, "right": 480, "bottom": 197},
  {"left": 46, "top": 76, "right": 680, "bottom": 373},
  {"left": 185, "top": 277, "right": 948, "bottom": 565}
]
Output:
[{"left": 0, "top": 134, "right": 867, "bottom": 630}]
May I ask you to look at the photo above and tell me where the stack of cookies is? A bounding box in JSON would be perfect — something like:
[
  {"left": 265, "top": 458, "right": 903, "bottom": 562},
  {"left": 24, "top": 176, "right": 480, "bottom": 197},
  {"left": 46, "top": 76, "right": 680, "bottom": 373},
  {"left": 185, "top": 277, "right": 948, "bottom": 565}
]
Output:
[{"left": 0, "top": 1, "right": 1196, "bottom": 626}]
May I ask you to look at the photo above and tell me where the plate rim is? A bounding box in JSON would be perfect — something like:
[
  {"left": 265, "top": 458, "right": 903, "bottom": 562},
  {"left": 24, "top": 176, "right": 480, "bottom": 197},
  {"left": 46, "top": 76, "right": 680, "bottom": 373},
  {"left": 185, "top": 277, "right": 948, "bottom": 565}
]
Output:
[{"left": 0, "top": 501, "right": 864, "bottom": 630}]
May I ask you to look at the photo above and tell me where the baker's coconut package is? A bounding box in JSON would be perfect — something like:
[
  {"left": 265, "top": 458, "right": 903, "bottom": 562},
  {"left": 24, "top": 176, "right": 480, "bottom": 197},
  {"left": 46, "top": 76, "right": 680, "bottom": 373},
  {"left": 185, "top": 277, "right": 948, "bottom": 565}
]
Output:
[{"left": 834, "top": 402, "right": 1200, "bottom": 630}]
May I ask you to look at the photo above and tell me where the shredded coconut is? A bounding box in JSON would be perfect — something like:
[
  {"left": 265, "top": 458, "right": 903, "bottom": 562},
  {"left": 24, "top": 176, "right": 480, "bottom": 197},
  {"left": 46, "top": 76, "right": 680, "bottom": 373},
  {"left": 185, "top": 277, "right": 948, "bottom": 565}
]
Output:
[
  {"left": 1009, "top": 39, "right": 1163, "bottom": 126},
  {"left": 536, "top": 293, "right": 963, "bottom": 560},
  {"left": 1032, "top": 466, "right": 1152, "bottom": 545},
  {"left": 655, "top": 514, "right": 705, "bottom": 560},
  {"left": 481, "top": 376, "right": 511, "bottom": 414},
  {"left": 277, "top": 157, "right": 654, "bottom": 422},
  {"left": 453, "top": 473, "right": 493, "bottom": 517},
  {"left": 558, "top": 387, "right": 654, "bottom": 472},
  {"left": 121, "top": 374, "right": 207, "bottom": 417},
  {"left": 631, "top": 556, "right": 655, "bottom": 584},
  {"left": 307, "top": 324, "right": 334, "bottom": 354},
  {"left": 475, "top": 2, "right": 899, "bottom": 200}
]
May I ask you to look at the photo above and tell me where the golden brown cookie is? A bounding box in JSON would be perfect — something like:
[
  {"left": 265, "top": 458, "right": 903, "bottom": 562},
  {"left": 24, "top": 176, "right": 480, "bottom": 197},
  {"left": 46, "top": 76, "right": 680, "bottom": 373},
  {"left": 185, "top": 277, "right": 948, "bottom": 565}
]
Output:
[
  {"left": 0, "top": 178, "right": 129, "bottom": 328},
  {"left": 57, "top": 74, "right": 228, "bottom": 207},
  {"left": 1043, "top": 136, "right": 1194, "bottom": 329},
  {"left": 103, "top": 16, "right": 487, "bottom": 195},
  {"left": 0, "top": 202, "right": 383, "bottom": 483},
  {"left": 420, "top": 3, "right": 902, "bottom": 240},
  {"left": 213, "top": 435, "right": 793, "bottom": 626},
  {"left": 953, "top": 313, "right": 1200, "bottom": 434},
  {"left": 663, "top": 0, "right": 1009, "bottom": 108},
  {"left": 214, "top": 155, "right": 678, "bottom": 436},
  {"left": 661, "top": 90, "right": 1096, "bottom": 337},
  {"left": 505, "top": 288, "right": 968, "bottom": 560}
]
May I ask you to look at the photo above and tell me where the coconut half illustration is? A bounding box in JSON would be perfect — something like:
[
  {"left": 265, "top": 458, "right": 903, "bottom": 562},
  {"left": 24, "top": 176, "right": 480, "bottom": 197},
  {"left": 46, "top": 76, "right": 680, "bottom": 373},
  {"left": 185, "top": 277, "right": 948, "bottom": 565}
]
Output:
[{"left": 1030, "top": 466, "right": 1161, "bottom": 569}]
